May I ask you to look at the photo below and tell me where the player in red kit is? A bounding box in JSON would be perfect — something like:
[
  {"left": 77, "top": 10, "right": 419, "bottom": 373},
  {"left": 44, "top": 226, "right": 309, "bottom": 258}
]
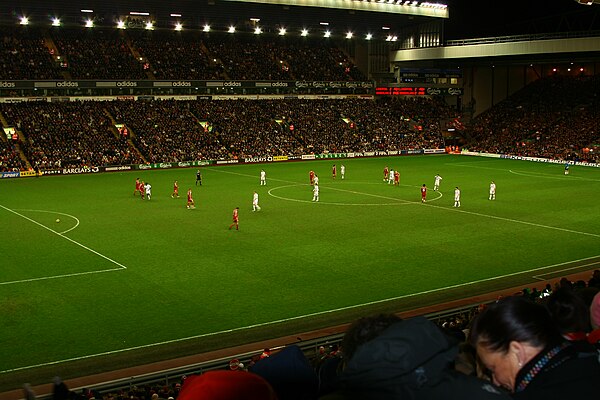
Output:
[
  {"left": 332, "top": 164, "right": 337, "bottom": 179},
  {"left": 186, "top": 188, "right": 195, "bottom": 209},
  {"left": 134, "top": 178, "right": 141, "bottom": 197},
  {"left": 421, "top": 184, "right": 427, "bottom": 203},
  {"left": 309, "top": 170, "right": 315, "bottom": 185},
  {"left": 384, "top": 166, "right": 389, "bottom": 182},
  {"left": 172, "top": 180, "right": 179, "bottom": 198},
  {"left": 139, "top": 181, "right": 145, "bottom": 199},
  {"left": 229, "top": 207, "right": 240, "bottom": 230},
  {"left": 394, "top": 170, "right": 400, "bottom": 186}
]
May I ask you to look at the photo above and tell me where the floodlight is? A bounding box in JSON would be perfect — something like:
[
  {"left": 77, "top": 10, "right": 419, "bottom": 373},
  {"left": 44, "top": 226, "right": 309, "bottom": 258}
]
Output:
[
  {"left": 228, "top": 26, "right": 236, "bottom": 33},
  {"left": 145, "top": 21, "right": 154, "bottom": 30},
  {"left": 175, "top": 23, "right": 183, "bottom": 31},
  {"left": 324, "top": 30, "right": 331, "bottom": 38},
  {"left": 170, "top": 13, "right": 182, "bottom": 17},
  {"left": 19, "top": 16, "right": 29, "bottom": 25},
  {"left": 81, "top": 9, "right": 93, "bottom": 13},
  {"left": 346, "top": 32, "right": 353, "bottom": 39},
  {"left": 117, "top": 20, "right": 126, "bottom": 29},
  {"left": 203, "top": 24, "right": 211, "bottom": 32},
  {"left": 130, "top": 12, "right": 150, "bottom": 16},
  {"left": 254, "top": 27, "right": 262, "bottom": 34},
  {"left": 382, "top": 26, "right": 390, "bottom": 30},
  {"left": 366, "top": 33, "right": 373, "bottom": 40},
  {"left": 250, "top": 18, "right": 260, "bottom": 22},
  {"left": 279, "top": 27, "right": 286, "bottom": 35},
  {"left": 85, "top": 19, "right": 94, "bottom": 28},
  {"left": 320, "top": 22, "right": 329, "bottom": 26},
  {"left": 52, "top": 18, "right": 61, "bottom": 27},
  {"left": 301, "top": 29, "right": 309, "bottom": 36},
  {"left": 386, "top": 35, "right": 392, "bottom": 41}
]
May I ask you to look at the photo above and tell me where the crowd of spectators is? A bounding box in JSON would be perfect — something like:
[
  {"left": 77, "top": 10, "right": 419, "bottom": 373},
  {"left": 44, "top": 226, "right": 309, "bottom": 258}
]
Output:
[
  {"left": 108, "top": 97, "right": 449, "bottom": 163},
  {"left": 0, "top": 97, "right": 450, "bottom": 169},
  {"left": 204, "top": 36, "right": 292, "bottom": 81},
  {"left": 466, "top": 75, "right": 600, "bottom": 163},
  {"left": 0, "top": 101, "right": 143, "bottom": 169},
  {"left": 129, "top": 31, "right": 225, "bottom": 81},
  {"left": 0, "top": 26, "right": 367, "bottom": 82},
  {"left": 0, "top": 27, "right": 62, "bottom": 80},
  {"left": 0, "top": 139, "right": 26, "bottom": 171},
  {"left": 51, "top": 29, "right": 147, "bottom": 80},
  {"left": 271, "top": 40, "right": 367, "bottom": 82}
]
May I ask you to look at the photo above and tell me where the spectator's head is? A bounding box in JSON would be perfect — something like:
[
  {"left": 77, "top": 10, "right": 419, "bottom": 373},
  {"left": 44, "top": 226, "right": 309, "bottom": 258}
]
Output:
[
  {"left": 340, "top": 313, "right": 402, "bottom": 363},
  {"left": 469, "top": 296, "right": 563, "bottom": 392},
  {"left": 545, "top": 286, "right": 591, "bottom": 334}
]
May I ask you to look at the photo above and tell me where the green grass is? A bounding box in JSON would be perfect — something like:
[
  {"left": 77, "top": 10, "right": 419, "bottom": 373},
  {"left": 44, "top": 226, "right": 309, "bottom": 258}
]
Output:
[{"left": 1, "top": 154, "right": 600, "bottom": 389}]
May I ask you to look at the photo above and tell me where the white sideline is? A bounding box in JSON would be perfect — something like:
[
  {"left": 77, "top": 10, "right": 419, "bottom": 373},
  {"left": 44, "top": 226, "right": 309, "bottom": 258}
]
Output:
[{"left": 2, "top": 253, "right": 599, "bottom": 374}]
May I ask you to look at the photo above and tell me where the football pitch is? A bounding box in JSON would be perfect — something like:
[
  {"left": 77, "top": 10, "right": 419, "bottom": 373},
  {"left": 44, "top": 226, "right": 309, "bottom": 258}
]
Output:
[{"left": 1, "top": 154, "right": 600, "bottom": 388}]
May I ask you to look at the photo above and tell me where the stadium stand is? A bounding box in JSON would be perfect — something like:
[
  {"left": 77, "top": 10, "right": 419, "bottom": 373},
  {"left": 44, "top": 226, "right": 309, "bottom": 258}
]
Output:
[
  {"left": 0, "top": 26, "right": 367, "bottom": 82},
  {"left": 0, "top": 139, "right": 26, "bottom": 172},
  {"left": 0, "top": 27, "right": 62, "bottom": 80},
  {"left": 128, "top": 31, "right": 225, "bottom": 81},
  {"left": 0, "top": 97, "right": 450, "bottom": 168},
  {"left": 50, "top": 28, "right": 148, "bottom": 80},
  {"left": 466, "top": 75, "right": 600, "bottom": 163},
  {"left": 1, "top": 102, "right": 143, "bottom": 168}
]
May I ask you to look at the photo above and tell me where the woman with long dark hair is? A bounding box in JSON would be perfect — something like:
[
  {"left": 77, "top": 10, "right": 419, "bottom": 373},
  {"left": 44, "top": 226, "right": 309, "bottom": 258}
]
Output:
[{"left": 470, "top": 296, "right": 599, "bottom": 399}]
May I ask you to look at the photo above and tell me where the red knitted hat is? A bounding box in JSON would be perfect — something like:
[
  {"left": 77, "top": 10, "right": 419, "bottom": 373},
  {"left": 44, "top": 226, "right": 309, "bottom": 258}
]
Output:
[{"left": 177, "top": 371, "right": 278, "bottom": 400}]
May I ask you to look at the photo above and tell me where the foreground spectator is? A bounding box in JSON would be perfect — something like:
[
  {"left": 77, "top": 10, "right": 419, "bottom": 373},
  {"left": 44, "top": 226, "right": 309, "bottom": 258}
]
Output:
[
  {"left": 469, "top": 296, "right": 600, "bottom": 399},
  {"left": 321, "top": 314, "right": 510, "bottom": 399}
]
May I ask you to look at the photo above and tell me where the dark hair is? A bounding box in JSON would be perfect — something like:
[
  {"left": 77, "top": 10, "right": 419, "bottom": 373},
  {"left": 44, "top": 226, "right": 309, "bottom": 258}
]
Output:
[
  {"left": 469, "top": 296, "right": 563, "bottom": 352},
  {"left": 545, "top": 287, "right": 591, "bottom": 333},
  {"left": 341, "top": 313, "right": 402, "bottom": 362}
]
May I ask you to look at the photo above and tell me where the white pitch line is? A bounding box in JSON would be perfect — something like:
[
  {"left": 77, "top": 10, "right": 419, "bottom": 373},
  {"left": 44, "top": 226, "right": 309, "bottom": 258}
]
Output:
[
  {"left": 210, "top": 168, "right": 443, "bottom": 203},
  {"left": 0, "top": 268, "right": 126, "bottom": 286},
  {"left": 16, "top": 208, "right": 80, "bottom": 234},
  {"left": 532, "top": 261, "right": 600, "bottom": 281},
  {"left": 0, "top": 204, "right": 128, "bottom": 275},
  {"left": 3, "top": 253, "right": 599, "bottom": 374},
  {"left": 211, "top": 167, "right": 599, "bottom": 238},
  {"left": 267, "top": 184, "right": 422, "bottom": 206},
  {"left": 421, "top": 201, "right": 600, "bottom": 239},
  {"left": 448, "top": 162, "right": 600, "bottom": 182},
  {"left": 509, "top": 169, "right": 600, "bottom": 182}
]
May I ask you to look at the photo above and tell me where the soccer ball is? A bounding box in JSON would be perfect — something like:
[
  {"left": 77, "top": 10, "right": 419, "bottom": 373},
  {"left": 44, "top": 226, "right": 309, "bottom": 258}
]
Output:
[{"left": 56, "top": 218, "right": 60, "bottom": 223}]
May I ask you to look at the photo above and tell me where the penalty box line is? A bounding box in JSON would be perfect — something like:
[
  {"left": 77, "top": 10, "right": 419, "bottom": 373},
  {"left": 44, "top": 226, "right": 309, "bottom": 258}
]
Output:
[{"left": 0, "top": 204, "right": 127, "bottom": 286}]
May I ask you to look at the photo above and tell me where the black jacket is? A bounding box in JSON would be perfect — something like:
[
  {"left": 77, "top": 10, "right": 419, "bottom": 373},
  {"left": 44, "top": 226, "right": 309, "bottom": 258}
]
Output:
[
  {"left": 327, "top": 317, "right": 511, "bottom": 400},
  {"left": 512, "top": 343, "right": 600, "bottom": 400}
]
